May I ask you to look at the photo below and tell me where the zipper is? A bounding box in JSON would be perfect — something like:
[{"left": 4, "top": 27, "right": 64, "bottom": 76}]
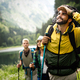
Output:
[{"left": 57, "top": 31, "right": 62, "bottom": 74}]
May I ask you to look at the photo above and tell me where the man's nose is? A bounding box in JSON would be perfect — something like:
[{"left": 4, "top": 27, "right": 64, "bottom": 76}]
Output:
[{"left": 58, "top": 13, "right": 62, "bottom": 17}]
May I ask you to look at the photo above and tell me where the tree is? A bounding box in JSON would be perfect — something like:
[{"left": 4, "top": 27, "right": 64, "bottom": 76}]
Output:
[{"left": 7, "top": 37, "right": 14, "bottom": 46}]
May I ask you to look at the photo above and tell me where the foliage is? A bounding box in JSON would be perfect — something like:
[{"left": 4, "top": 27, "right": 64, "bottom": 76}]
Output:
[
  {"left": 39, "top": 0, "right": 80, "bottom": 35},
  {"left": 39, "top": 18, "right": 53, "bottom": 36},
  {"left": 2, "top": 42, "right": 7, "bottom": 47},
  {"left": 0, "top": 19, "right": 36, "bottom": 47},
  {"left": 67, "top": 1, "right": 80, "bottom": 13},
  {"left": 0, "top": 65, "right": 25, "bottom": 80},
  {"left": 77, "top": 69, "right": 80, "bottom": 80},
  {"left": 0, "top": 64, "right": 80, "bottom": 80},
  {"left": 1, "top": 0, "right": 80, "bottom": 47},
  {"left": 0, "top": 0, "right": 54, "bottom": 32},
  {"left": 7, "top": 37, "right": 14, "bottom": 45},
  {"left": 54, "top": 0, "right": 80, "bottom": 10}
]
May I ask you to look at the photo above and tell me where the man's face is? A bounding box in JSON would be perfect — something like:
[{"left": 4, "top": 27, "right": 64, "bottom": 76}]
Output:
[
  {"left": 22, "top": 40, "right": 29, "bottom": 49},
  {"left": 56, "top": 10, "right": 69, "bottom": 25}
]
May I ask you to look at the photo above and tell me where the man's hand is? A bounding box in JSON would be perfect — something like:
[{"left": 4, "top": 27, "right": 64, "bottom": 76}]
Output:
[
  {"left": 17, "top": 64, "right": 21, "bottom": 68},
  {"left": 57, "top": 5, "right": 74, "bottom": 16},
  {"left": 42, "top": 36, "right": 50, "bottom": 45}
]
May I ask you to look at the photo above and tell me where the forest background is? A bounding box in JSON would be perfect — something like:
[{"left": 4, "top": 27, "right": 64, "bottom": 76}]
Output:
[
  {"left": 0, "top": 0, "right": 80, "bottom": 47},
  {"left": 0, "top": 0, "right": 80, "bottom": 80}
]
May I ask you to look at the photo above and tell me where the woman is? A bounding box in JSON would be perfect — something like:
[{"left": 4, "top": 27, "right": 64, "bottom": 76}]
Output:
[{"left": 29, "top": 35, "right": 49, "bottom": 80}]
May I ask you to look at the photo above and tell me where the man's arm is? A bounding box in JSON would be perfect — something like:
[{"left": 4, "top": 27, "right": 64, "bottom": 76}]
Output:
[
  {"left": 73, "top": 12, "right": 80, "bottom": 24},
  {"left": 17, "top": 51, "right": 22, "bottom": 68}
]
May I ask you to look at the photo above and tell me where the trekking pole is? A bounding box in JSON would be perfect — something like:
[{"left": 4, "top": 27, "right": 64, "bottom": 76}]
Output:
[
  {"left": 18, "top": 68, "right": 19, "bottom": 80},
  {"left": 40, "top": 45, "right": 46, "bottom": 80},
  {"left": 30, "top": 68, "right": 33, "bottom": 80}
]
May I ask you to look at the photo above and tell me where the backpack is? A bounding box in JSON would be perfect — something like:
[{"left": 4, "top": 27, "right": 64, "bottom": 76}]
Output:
[
  {"left": 45, "top": 25, "right": 80, "bottom": 68},
  {"left": 20, "top": 48, "right": 35, "bottom": 75}
]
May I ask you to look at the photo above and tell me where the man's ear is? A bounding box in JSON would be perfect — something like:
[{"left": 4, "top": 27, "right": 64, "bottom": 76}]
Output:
[{"left": 68, "top": 18, "right": 72, "bottom": 23}]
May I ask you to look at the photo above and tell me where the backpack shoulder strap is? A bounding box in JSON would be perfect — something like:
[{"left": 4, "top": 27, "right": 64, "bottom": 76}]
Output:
[
  {"left": 69, "top": 31, "right": 76, "bottom": 51},
  {"left": 69, "top": 31, "right": 80, "bottom": 68},
  {"left": 20, "top": 50, "right": 23, "bottom": 61},
  {"left": 46, "top": 25, "right": 54, "bottom": 42},
  {"left": 69, "top": 31, "right": 79, "bottom": 59}
]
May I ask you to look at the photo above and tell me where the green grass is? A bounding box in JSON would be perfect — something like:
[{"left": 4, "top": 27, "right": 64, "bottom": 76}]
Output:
[
  {"left": 77, "top": 70, "right": 80, "bottom": 80},
  {"left": 0, "top": 64, "right": 80, "bottom": 80},
  {"left": 0, "top": 64, "right": 25, "bottom": 80}
]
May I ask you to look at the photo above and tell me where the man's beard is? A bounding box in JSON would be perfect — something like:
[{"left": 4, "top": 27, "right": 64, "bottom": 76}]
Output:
[{"left": 56, "top": 17, "right": 68, "bottom": 25}]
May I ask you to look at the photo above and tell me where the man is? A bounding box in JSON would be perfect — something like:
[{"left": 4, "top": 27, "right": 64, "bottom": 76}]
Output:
[
  {"left": 17, "top": 38, "right": 37, "bottom": 80},
  {"left": 42, "top": 5, "right": 80, "bottom": 80}
]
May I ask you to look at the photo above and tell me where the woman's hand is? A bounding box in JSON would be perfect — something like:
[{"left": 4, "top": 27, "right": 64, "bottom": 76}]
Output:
[{"left": 29, "top": 63, "right": 35, "bottom": 69}]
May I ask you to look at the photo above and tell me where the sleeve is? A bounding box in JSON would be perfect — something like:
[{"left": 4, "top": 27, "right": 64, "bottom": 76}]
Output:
[
  {"left": 74, "top": 28, "right": 80, "bottom": 48},
  {"left": 33, "top": 52, "right": 38, "bottom": 68},
  {"left": 33, "top": 51, "right": 41, "bottom": 78},
  {"left": 30, "top": 52, "right": 37, "bottom": 70},
  {"left": 73, "top": 12, "right": 80, "bottom": 24}
]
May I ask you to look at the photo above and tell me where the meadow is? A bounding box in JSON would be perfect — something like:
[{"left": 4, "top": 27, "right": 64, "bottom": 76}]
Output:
[
  {"left": 0, "top": 64, "right": 80, "bottom": 80},
  {"left": 0, "top": 64, "right": 25, "bottom": 80}
]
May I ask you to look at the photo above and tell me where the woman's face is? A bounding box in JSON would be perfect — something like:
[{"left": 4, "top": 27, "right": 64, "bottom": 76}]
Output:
[{"left": 37, "top": 40, "right": 42, "bottom": 48}]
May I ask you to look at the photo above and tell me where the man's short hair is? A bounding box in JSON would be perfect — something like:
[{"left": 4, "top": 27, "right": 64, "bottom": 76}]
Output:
[
  {"left": 22, "top": 38, "right": 29, "bottom": 43},
  {"left": 66, "top": 5, "right": 78, "bottom": 12}
]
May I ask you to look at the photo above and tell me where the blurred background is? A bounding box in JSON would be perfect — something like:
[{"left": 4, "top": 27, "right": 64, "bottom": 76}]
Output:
[{"left": 0, "top": 0, "right": 80, "bottom": 80}]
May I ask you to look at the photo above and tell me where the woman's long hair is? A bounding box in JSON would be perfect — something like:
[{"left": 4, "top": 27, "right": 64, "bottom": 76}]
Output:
[{"left": 35, "top": 45, "right": 39, "bottom": 52}]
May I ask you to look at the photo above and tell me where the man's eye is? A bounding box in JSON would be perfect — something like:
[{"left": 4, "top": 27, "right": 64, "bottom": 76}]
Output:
[{"left": 62, "top": 13, "right": 67, "bottom": 15}]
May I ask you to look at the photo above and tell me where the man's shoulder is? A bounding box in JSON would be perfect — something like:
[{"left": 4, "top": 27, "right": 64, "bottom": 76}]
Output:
[
  {"left": 46, "top": 24, "right": 57, "bottom": 31},
  {"left": 74, "top": 27, "right": 80, "bottom": 29},
  {"left": 74, "top": 27, "right": 80, "bottom": 33}
]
